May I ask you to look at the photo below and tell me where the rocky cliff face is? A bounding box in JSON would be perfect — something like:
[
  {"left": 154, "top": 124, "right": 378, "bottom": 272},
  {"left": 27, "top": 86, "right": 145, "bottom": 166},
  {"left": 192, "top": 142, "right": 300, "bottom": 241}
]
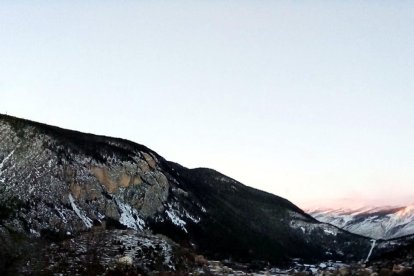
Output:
[
  {"left": 0, "top": 115, "right": 181, "bottom": 236},
  {"left": 0, "top": 114, "right": 378, "bottom": 274}
]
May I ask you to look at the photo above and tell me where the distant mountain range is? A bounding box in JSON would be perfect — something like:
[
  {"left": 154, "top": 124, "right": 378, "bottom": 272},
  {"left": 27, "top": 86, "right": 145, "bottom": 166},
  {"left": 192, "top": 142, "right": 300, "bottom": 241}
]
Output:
[{"left": 308, "top": 205, "right": 414, "bottom": 239}]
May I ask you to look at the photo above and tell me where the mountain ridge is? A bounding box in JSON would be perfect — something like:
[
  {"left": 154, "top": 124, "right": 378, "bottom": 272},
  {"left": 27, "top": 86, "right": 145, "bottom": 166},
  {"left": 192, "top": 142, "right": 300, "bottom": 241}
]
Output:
[
  {"left": 0, "top": 113, "right": 390, "bottom": 274},
  {"left": 309, "top": 205, "right": 414, "bottom": 240}
]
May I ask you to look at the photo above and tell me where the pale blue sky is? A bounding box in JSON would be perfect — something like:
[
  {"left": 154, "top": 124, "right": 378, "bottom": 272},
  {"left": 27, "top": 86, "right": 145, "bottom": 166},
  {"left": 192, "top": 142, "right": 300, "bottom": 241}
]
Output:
[{"left": 1, "top": 1, "right": 414, "bottom": 208}]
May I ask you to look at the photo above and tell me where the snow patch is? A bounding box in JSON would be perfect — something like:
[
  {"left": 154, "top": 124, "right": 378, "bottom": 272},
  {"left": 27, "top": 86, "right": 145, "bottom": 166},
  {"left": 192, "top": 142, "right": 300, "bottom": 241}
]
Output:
[
  {"left": 97, "top": 212, "right": 105, "bottom": 221},
  {"left": 324, "top": 229, "right": 337, "bottom": 236},
  {"left": 365, "top": 239, "right": 376, "bottom": 263},
  {"left": 289, "top": 216, "right": 338, "bottom": 236},
  {"left": 0, "top": 149, "right": 15, "bottom": 171},
  {"left": 55, "top": 206, "right": 68, "bottom": 223},
  {"left": 310, "top": 267, "right": 318, "bottom": 273},
  {"left": 117, "top": 200, "right": 145, "bottom": 230},
  {"left": 183, "top": 209, "right": 201, "bottom": 224},
  {"left": 68, "top": 194, "right": 93, "bottom": 228},
  {"left": 0, "top": 149, "right": 15, "bottom": 183},
  {"left": 165, "top": 205, "right": 188, "bottom": 233},
  {"left": 30, "top": 229, "right": 40, "bottom": 237}
]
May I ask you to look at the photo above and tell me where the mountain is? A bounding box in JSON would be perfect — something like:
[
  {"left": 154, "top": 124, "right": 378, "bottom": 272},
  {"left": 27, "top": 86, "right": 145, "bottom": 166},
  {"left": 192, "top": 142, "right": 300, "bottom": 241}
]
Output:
[
  {"left": 0, "top": 114, "right": 377, "bottom": 274},
  {"left": 309, "top": 206, "right": 414, "bottom": 239}
]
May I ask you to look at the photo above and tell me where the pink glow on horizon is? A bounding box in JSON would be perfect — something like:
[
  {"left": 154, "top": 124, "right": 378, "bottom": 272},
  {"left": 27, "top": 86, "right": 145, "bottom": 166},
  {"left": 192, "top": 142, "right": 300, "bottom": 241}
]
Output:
[{"left": 395, "top": 205, "right": 414, "bottom": 218}]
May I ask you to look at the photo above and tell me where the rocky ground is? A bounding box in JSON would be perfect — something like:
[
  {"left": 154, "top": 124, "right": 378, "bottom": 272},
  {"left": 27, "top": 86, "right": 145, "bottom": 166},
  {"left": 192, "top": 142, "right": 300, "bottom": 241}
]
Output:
[
  {"left": 1, "top": 225, "right": 414, "bottom": 275},
  {"left": 203, "top": 259, "right": 414, "bottom": 276}
]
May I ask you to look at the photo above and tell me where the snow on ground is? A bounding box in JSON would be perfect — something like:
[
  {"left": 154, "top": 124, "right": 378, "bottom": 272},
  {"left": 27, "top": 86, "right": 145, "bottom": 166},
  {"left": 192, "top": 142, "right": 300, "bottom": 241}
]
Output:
[
  {"left": 288, "top": 211, "right": 338, "bottom": 236},
  {"left": 165, "top": 204, "right": 188, "bottom": 233},
  {"left": 54, "top": 206, "right": 68, "bottom": 223},
  {"left": 365, "top": 239, "right": 376, "bottom": 263},
  {"left": 0, "top": 148, "right": 15, "bottom": 182},
  {"left": 183, "top": 209, "right": 201, "bottom": 224},
  {"left": 116, "top": 200, "right": 145, "bottom": 230},
  {"left": 116, "top": 230, "right": 176, "bottom": 270},
  {"left": 69, "top": 194, "right": 93, "bottom": 228},
  {"left": 323, "top": 229, "right": 337, "bottom": 236}
]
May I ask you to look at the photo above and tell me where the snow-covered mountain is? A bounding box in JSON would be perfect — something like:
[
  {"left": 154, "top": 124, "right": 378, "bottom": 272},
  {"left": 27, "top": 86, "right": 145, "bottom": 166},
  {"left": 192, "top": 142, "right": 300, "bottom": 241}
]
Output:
[{"left": 308, "top": 205, "right": 414, "bottom": 239}]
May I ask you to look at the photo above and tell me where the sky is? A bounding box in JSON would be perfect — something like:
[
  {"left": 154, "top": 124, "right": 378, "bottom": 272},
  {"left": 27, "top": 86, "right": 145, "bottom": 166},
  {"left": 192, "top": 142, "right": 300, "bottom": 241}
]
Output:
[{"left": 1, "top": 1, "right": 414, "bottom": 209}]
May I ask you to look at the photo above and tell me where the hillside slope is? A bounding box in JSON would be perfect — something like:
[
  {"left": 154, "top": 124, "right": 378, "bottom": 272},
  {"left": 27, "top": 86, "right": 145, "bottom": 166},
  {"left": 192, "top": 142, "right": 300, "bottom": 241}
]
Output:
[{"left": 0, "top": 114, "right": 374, "bottom": 273}]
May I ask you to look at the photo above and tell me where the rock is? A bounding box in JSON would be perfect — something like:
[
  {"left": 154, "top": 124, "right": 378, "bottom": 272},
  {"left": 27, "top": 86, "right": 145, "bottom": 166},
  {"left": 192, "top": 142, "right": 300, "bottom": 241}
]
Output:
[
  {"left": 355, "top": 268, "right": 372, "bottom": 276},
  {"left": 398, "top": 268, "right": 414, "bottom": 276},
  {"left": 117, "top": 255, "right": 133, "bottom": 266},
  {"left": 194, "top": 255, "right": 208, "bottom": 266},
  {"left": 294, "top": 272, "right": 310, "bottom": 276},
  {"left": 393, "top": 264, "right": 405, "bottom": 273},
  {"left": 142, "top": 152, "right": 157, "bottom": 169},
  {"left": 378, "top": 268, "right": 392, "bottom": 276},
  {"left": 338, "top": 267, "right": 351, "bottom": 276}
]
